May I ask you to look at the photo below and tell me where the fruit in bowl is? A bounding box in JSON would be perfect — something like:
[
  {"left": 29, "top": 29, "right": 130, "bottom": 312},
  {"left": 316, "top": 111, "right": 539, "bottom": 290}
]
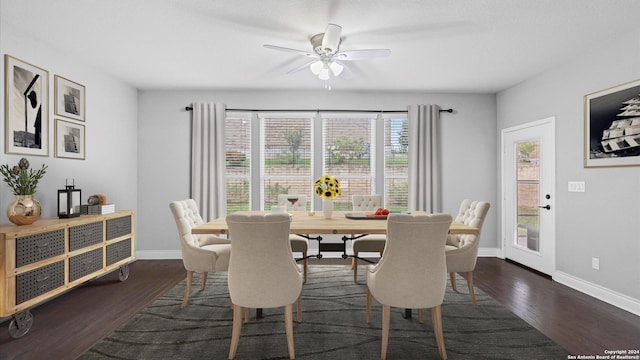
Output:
[{"left": 373, "top": 208, "right": 389, "bottom": 216}]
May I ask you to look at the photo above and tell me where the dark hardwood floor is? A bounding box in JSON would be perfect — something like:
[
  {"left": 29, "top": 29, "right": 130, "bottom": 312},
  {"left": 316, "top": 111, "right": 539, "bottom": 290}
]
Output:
[{"left": 0, "top": 258, "right": 638, "bottom": 359}]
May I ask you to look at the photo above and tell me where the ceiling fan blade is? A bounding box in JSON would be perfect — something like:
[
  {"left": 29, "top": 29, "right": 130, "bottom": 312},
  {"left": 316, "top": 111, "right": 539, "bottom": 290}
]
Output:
[
  {"left": 321, "top": 24, "right": 342, "bottom": 53},
  {"left": 286, "top": 60, "right": 317, "bottom": 75},
  {"left": 263, "top": 44, "right": 315, "bottom": 57},
  {"left": 335, "top": 49, "right": 391, "bottom": 61}
]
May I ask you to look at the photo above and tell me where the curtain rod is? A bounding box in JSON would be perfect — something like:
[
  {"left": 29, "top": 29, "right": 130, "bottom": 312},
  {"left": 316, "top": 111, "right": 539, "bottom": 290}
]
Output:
[{"left": 184, "top": 106, "right": 454, "bottom": 113}]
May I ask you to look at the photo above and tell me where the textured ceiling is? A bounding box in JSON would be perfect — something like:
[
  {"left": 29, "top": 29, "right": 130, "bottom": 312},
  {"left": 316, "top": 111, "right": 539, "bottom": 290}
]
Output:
[{"left": 2, "top": 0, "right": 639, "bottom": 93}]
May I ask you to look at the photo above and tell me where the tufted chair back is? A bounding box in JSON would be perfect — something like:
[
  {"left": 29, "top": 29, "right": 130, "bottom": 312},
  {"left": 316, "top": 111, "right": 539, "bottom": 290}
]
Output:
[
  {"left": 352, "top": 194, "right": 382, "bottom": 211},
  {"left": 170, "top": 199, "right": 231, "bottom": 272},
  {"left": 277, "top": 194, "right": 308, "bottom": 211},
  {"left": 169, "top": 199, "right": 231, "bottom": 308},
  {"left": 445, "top": 199, "right": 490, "bottom": 272},
  {"left": 445, "top": 199, "right": 490, "bottom": 309}
]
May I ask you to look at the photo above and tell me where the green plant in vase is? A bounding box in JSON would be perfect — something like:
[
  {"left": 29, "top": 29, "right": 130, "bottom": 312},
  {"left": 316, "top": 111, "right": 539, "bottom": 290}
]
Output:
[{"left": 0, "top": 158, "right": 47, "bottom": 225}]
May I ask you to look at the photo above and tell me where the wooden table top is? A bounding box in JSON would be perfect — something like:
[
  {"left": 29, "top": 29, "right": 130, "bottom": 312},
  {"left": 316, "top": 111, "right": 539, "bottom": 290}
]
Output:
[{"left": 192, "top": 210, "right": 479, "bottom": 236}]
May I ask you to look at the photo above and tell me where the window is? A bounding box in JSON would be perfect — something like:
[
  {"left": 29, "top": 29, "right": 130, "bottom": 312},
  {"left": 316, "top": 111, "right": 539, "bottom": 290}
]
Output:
[{"left": 224, "top": 111, "right": 408, "bottom": 214}]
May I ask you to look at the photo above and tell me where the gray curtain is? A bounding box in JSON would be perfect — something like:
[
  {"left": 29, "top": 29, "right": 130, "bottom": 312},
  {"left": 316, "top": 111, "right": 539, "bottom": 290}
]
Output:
[
  {"left": 190, "top": 102, "right": 227, "bottom": 221},
  {"left": 407, "top": 104, "right": 441, "bottom": 213}
]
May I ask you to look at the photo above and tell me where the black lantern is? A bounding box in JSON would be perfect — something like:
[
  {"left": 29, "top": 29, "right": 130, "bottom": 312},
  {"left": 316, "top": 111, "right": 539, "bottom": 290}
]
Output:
[{"left": 58, "top": 179, "right": 82, "bottom": 218}]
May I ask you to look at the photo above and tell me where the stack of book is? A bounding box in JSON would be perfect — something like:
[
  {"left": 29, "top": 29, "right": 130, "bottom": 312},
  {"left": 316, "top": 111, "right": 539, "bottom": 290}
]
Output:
[{"left": 81, "top": 204, "right": 116, "bottom": 215}]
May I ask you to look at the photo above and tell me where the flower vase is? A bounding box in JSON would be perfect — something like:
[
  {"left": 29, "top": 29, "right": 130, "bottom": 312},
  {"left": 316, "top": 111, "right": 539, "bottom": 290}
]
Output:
[
  {"left": 7, "top": 195, "right": 41, "bottom": 225},
  {"left": 323, "top": 199, "right": 334, "bottom": 219}
]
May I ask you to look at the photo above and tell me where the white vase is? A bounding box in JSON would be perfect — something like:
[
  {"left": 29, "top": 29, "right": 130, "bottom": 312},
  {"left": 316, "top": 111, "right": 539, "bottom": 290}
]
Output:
[{"left": 323, "top": 199, "right": 334, "bottom": 219}]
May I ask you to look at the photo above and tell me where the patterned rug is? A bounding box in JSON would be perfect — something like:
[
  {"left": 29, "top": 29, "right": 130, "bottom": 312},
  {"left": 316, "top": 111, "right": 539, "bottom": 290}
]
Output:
[{"left": 80, "top": 265, "right": 567, "bottom": 359}]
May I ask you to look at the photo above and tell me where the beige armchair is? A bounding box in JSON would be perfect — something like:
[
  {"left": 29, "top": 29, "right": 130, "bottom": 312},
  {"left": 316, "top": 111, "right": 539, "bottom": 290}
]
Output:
[
  {"left": 169, "top": 199, "right": 231, "bottom": 308},
  {"left": 278, "top": 194, "right": 309, "bottom": 283},
  {"left": 446, "top": 199, "right": 490, "bottom": 308},
  {"left": 351, "top": 194, "right": 386, "bottom": 282},
  {"left": 226, "top": 213, "right": 303, "bottom": 360},
  {"left": 366, "top": 213, "right": 452, "bottom": 360}
]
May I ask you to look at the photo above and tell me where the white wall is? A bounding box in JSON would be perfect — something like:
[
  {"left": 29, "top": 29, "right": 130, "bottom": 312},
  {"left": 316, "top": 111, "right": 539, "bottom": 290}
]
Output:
[
  {"left": 0, "top": 22, "right": 138, "bottom": 222},
  {"left": 137, "top": 90, "right": 497, "bottom": 258},
  {"left": 497, "top": 30, "right": 640, "bottom": 310}
]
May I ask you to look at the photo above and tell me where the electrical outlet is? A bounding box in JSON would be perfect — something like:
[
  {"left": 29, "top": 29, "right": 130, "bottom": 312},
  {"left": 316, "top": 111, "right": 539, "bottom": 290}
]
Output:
[
  {"left": 568, "top": 181, "right": 586, "bottom": 192},
  {"left": 592, "top": 257, "right": 600, "bottom": 270}
]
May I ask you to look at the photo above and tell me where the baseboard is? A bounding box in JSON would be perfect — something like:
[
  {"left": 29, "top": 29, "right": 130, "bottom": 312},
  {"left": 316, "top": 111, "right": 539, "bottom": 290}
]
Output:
[
  {"left": 554, "top": 270, "right": 640, "bottom": 316},
  {"left": 136, "top": 250, "right": 182, "bottom": 259},
  {"left": 478, "top": 247, "right": 500, "bottom": 257}
]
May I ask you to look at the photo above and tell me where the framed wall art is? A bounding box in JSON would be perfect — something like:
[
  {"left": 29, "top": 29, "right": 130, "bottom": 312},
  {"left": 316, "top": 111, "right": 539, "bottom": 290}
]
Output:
[
  {"left": 585, "top": 79, "right": 640, "bottom": 168},
  {"left": 54, "top": 75, "right": 85, "bottom": 121},
  {"left": 4, "top": 54, "right": 49, "bottom": 156},
  {"left": 55, "top": 119, "right": 85, "bottom": 160}
]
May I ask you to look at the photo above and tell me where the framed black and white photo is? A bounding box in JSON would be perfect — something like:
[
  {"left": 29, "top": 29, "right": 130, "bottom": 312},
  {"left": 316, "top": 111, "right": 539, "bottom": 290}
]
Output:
[
  {"left": 4, "top": 55, "right": 49, "bottom": 156},
  {"left": 55, "top": 119, "right": 85, "bottom": 160},
  {"left": 585, "top": 79, "right": 640, "bottom": 168},
  {"left": 55, "top": 75, "right": 85, "bottom": 121}
]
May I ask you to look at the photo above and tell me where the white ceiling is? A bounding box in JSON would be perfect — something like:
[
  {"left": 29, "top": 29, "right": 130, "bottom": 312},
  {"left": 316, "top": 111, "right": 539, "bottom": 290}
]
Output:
[{"left": 3, "top": 0, "right": 639, "bottom": 93}]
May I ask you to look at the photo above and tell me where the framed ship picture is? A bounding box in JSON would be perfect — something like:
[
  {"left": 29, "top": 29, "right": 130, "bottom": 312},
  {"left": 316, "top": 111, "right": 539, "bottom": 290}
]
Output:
[
  {"left": 584, "top": 79, "right": 640, "bottom": 167},
  {"left": 4, "top": 55, "right": 49, "bottom": 156}
]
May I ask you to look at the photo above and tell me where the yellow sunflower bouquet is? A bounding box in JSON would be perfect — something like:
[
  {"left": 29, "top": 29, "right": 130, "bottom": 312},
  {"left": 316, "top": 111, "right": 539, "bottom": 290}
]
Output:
[{"left": 314, "top": 174, "right": 341, "bottom": 199}]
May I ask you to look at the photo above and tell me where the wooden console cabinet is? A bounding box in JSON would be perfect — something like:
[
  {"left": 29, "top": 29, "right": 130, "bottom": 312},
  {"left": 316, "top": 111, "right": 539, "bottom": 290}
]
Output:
[{"left": 0, "top": 211, "right": 135, "bottom": 338}]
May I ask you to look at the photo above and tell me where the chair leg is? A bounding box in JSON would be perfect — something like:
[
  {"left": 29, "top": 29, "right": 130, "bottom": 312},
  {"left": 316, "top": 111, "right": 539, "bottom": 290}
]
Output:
[
  {"left": 366, "top": 287, "right": 372, "bottom": 323},
  {"left": 418, "top": 309, "right": 424, "bottom": 324},
  {"left": 243, "top": 307, "right": 250, "bottom": 323},
  {"left": 381, "top": 304, "right": 391, "bottom": 360},
  {"left": 449, "top": 272, "right": 457, "bottom": 292},
  {"left": 296, "top": 295, "right": 303, "bottom": 323},
  {"left": 431, "top": 305, "right": 447, "bottom": 359},
  {"left": 353, "top": 251, "right": 359, "bottom": 283},
  {"left": 201, "top": 272, "right": 208, "bottom": 290},
  {"left": 228, "top": 304, "right": 243, "bottom": 359},
  {"left": 182, "top": 271, "right": 193, "bottom": 308},
  {"left": 284, "top": 304, "right": 296, "bottom": 359},
  {"left": 465, "top": 271, "right": 478, "bottom": 309}
]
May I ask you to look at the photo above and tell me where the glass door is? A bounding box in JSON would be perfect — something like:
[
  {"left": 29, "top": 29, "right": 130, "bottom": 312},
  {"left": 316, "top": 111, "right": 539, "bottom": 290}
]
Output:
[{"left": 502, "top": 117, "right": 556, "bottom": 276}]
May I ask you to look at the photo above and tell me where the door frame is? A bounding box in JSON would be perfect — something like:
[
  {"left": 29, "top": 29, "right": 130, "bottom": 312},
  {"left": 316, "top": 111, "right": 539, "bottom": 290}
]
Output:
[{"left": 500, "top": 117, "right": 556, "bottom": 276}]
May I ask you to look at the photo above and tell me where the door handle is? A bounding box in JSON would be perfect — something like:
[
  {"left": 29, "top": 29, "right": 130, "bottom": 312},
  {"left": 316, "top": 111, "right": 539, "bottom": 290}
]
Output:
[{"left": 538, "top": 205, "right": 551, "bottom": 210}]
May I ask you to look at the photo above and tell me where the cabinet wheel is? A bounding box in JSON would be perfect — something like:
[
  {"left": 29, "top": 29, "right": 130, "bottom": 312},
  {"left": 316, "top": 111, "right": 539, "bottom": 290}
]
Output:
[
  {"left": 119, "top": 263, "right": 130, "bottom": 281},
  {"left": 8, "top": 310, "right": 33, "bottom": 339}
]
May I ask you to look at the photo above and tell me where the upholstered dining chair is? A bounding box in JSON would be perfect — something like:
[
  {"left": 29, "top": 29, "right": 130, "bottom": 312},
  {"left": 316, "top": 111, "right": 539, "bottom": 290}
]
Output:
[
  {"left": 351, "top": 194, "right": 386, "bottom": 282},
  {"left": 169, "top": 199, "right": 231, "bottom": 308},
  {"left": 278, "top": 194, "right": 309, "bottom": 283},
  {"left": 226, "top": 213, "right": 303, "bottom": 360},
  {"left": 366, "top": 213, "right": 452, "bottom": 360},
  {"left": 446, "top": 199, "right": 490, "bottom": 309}
]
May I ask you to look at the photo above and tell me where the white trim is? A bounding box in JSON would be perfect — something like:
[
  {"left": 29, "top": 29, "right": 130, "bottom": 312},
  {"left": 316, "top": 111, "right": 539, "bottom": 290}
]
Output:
[
  {"left": 478, "top": 247, "right": 500, "bottom": 257},
  {"left": 136, "top": 250, "right": 182, "bottom": 260},
  {"left": 554, "top": 271, "right": 640, "bottom": 316}
]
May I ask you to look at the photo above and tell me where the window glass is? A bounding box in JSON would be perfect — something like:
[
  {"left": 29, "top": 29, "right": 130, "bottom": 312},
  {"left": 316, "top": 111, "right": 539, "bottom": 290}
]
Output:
[
  {"left": 225, "top": 113, "right": 251, "bottom": 213},
  {"left": 224, "top": 111, "right": 408, "bottom": 214},
  {"left": 384, "top": 115, "right": 409, "bottom": 211},
  {"left": 261, "top": 115, "right": 313, "bottom": 210}
]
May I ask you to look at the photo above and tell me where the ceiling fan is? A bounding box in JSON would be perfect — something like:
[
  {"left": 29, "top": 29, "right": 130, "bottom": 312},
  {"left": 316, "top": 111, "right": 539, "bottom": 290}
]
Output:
[{"left": 264, "top": 24, "right": 391, "bottom": 88}]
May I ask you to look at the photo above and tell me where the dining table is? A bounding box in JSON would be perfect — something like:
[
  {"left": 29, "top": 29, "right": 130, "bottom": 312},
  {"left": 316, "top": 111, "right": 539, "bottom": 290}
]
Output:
[
  {"left": 192, "top": 210, "right": 480, "bottom": 319},
  {"left": 192, "top": 210, "right": 479, "bottom": 260}
]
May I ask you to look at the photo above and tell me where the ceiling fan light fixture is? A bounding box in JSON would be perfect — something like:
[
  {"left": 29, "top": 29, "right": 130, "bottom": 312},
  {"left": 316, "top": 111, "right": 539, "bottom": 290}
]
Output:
[
  {"left": 310, "top": 60, "right": 323, "bottom": 75},
  {"left": 329, "top": 61, "right": 344, "bottom": 76},
  {"left": 321, "top": 24, "right": 342, "bottom": 53},
  {"left": 318, "top": 66, "right": 330, "bottom": 80}
]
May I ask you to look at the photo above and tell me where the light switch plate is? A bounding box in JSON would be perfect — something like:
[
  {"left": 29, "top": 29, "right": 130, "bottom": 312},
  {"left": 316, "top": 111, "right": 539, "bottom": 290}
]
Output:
[{"left": 568, "top": 181, "right": 585, "bottom": 192}]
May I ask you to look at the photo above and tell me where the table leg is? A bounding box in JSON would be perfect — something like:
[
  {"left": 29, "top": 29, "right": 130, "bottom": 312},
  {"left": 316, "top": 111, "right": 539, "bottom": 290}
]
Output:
[{"left": 403, "top": 309, "right": 412, "bottom": 319}]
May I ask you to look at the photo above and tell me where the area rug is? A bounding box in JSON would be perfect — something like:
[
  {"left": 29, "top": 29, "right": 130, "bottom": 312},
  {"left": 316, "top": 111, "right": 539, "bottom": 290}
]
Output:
[{"left": 80, "top": 266, "right": 567, "bottom": 359}]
